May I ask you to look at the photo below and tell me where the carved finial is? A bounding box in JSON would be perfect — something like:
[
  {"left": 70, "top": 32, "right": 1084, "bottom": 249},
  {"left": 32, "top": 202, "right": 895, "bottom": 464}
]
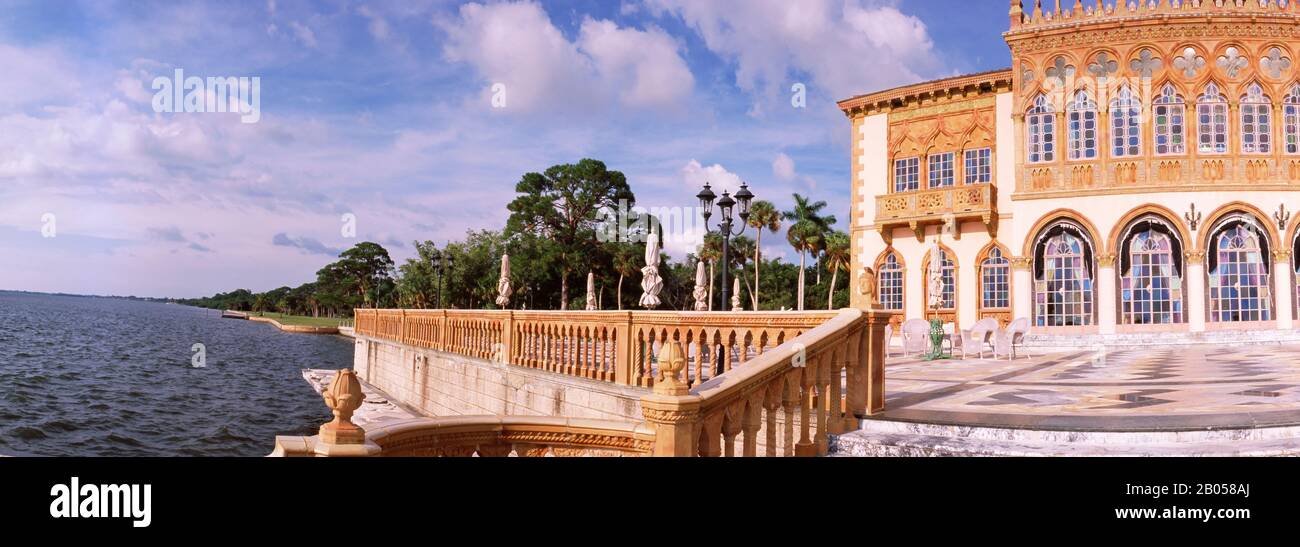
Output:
[
  {"left": 1185, "top": 204, "right": 1203, "bottom": 232},
  {"left": 1010, "top": 0, "right": 1024, "bottom": 27},
  {"left": 319, "top": 369, "right": 367, "bottom": 445},
  {"left": 1276, "top": 204, "right": 1292, "bottom": 231},
  {"left": 655, "top": 341, "right": 690, "bottom": 396}
]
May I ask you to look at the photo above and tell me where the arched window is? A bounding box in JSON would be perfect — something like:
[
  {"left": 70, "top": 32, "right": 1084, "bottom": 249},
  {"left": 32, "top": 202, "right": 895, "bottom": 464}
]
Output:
[
  {"left": 1284, "top": 84, "right": 1300, "bottom": 154},
  {"left": 1197, "top": 83, "right": 1229, "bottom": 154},
  {"left": 925, "top": 247, "right": 956, "bottom": 310},
  {"left": 1033, "top": 224, "right": 1094, "bottom": 327},
  {"left": 1026, "top": 95, "right": 1056, "bottom": 163},
  {"left": 1067, "top": 90, "right": 1098, "bottom": 160},
  {"left": 1241, "top": 83, "right": 1273, "bottom": 154},
  {"left": 1208, "top": 219, "right": 1271, "bottom": 323},
  {"left": 878, "top": 252, "right": 904, "bottom": 312},
  {"left": 1110, "top": 86, "right": 1141, "bottom": 157},
  {"left": 1120, "top": 221, "right": 1184, "bottom": 325},
  {"left": 981, "top": 247, "right": 1010, "bottom": 310},
  {"left": 1154, "top": 84, "right": 1186, "bottom": 155}
]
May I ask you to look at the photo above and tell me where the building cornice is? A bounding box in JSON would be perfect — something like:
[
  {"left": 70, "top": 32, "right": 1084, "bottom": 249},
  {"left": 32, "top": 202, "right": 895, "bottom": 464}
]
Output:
[{"left": 837, "top": 69, "right": 1013, "bottom": 119}]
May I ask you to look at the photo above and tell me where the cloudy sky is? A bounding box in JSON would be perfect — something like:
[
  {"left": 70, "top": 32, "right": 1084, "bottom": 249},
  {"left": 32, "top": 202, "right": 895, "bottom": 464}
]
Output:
[{"left": 0, "top": 0, "right": 1011, "bottom": 298}]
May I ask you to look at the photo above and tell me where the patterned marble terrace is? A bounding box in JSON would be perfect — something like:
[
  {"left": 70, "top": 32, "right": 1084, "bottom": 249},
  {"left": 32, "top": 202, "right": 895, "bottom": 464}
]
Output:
[{"left": 879, "top": 345, "right": 1300, "bottom": 431}]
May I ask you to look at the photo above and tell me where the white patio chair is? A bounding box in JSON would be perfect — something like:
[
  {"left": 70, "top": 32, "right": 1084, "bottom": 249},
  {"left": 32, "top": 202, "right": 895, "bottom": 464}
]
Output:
[
  {"left": 994, "top": 317, "right": 1032, "bottom": 360},
  {"left": 883, "top": 324, "right": 897, "bottom": 358},
  {"left": 900, "top": 319, "right": 930, "bottom": 357},
  {"left": 958, "top": 318, "right": 1000, "bottom": 359}
]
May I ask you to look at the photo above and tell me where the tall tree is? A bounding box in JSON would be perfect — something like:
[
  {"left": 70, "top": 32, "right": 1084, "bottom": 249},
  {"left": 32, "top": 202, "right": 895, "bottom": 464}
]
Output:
[
  {"left": 823, "top": 231, "right": 851, "bottom": 310},
  {"left": 782, "top": 193, "right": 837, "bottom": 311},
  {"left": 612, "top": 243, "right": 641, "bottom": 311},
  {"left": 332, "top": 242, "right": 395, "bottom": 308},
  {"left": 745, "top": 200, "right": 781, "bottom": 310},
  {"left": 506, "top": 159, "right": 635, "bottom": 310}
]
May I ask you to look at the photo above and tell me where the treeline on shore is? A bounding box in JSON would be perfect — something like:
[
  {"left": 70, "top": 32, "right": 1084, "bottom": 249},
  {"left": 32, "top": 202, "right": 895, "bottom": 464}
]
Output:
[{"left": 180, "top": 159, "right": 851, "bottom": 317}]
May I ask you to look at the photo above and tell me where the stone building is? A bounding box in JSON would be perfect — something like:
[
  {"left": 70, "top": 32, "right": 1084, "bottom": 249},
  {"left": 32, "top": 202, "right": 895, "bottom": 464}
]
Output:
[{"left": 841, "top": 0, "right": 1300, "bottom": 337}]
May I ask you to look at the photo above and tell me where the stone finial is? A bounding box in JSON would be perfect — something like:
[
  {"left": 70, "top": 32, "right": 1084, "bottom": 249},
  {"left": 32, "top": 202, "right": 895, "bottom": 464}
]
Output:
[
  {"left": 730, "top": 278, "right": 743, "bottom": 312},
  {"left": 319, "top": 369, "right": 367, "bottom": 445},
  {"left": 655, "top": 341, "right": 690, "bottom": 396}
]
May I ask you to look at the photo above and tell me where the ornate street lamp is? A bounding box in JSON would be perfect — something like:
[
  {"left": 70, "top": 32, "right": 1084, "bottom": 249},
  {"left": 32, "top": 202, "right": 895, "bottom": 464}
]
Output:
[
  {"left": 432, "top": 248, "right": 455, "bottom": 309},
  {"left": 698, "top": 181, "right": 754, "bottom": 313}
]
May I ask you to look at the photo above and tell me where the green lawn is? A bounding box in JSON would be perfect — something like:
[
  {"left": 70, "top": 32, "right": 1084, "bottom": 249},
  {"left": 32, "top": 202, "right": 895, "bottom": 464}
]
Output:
[{"left": 253, "top": 312, "right": 346, "bottom": 328}]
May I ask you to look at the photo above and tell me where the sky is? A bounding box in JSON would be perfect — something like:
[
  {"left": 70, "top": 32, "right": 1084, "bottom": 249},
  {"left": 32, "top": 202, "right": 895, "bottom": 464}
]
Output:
[{"left": 0, "top": 0, "right": 1013, "bottom": 298}]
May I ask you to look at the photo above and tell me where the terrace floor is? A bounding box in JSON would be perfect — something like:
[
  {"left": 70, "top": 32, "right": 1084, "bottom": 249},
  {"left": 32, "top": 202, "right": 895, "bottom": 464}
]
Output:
[{"left": 880, "top": 344, "right": 1300, "bottom": 431}]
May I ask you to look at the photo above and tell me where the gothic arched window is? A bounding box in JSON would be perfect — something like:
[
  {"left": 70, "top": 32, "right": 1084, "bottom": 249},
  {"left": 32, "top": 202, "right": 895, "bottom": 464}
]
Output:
[
  {"left": 1241, "top": 83, "right": 1273, "bottom": 154},
  {"left": 1284, "top": 84, "right": 1300, "bottom": 154},
  {"left": 1209, "top": 220, "right": 1271, "bottom": 323},
  {"left": 878, "top": 252, "right": 904, "bottom": 312},
  {"left": 981, "top": 247, "right": 1010, "bottom": 310},
  {"left": 1197, "top": 83, "right": 1229, "bottom": 154},
  {"left": 1154, "top": 84, "right": 1187, "bottom": 155},
  {"left": 1067, "top": 90, "right": 1098, "bottom": 160},
  {"left": 1026, "top": 95, "right": 1056, "bottom": 163},
  {"left": 1121, "top": 224, "right": 1184, "bottom": 325},
  {"left": 1034, "top": 225, "right": 1094, "bottom": 327},
  {"left": 1110, "top": 86, "right": 1142, "bottom": 157}
]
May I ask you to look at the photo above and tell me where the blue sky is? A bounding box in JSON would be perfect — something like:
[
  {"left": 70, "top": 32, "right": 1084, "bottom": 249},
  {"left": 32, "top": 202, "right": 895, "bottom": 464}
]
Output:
[{"left": 0, "top": 0, "right": 1012, "bottom": 298}]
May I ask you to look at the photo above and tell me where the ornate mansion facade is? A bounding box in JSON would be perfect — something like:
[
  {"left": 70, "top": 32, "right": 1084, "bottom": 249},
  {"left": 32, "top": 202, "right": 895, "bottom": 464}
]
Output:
[{"left": 842, "top": 1, "right": 1300, "bottom": 336}]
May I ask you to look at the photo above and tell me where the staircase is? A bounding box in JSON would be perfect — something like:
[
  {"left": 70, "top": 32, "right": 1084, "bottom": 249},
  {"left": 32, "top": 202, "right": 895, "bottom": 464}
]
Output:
[{"left": 830, "top": 418, "right": 1300, "bottom": 457}]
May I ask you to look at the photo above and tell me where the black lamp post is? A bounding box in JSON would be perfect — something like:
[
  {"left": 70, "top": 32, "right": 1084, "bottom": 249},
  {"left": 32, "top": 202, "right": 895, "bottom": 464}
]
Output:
[
  {"left": 698, "top": 181, "right": 754, "bottom": 312},
  {"left": 432, "top": 248, "right": 455, "bottom": 309}
]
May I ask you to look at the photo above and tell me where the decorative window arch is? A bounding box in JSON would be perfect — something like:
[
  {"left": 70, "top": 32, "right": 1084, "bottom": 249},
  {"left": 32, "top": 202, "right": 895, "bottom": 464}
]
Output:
[
  {"left": 1033, "top": 222, "right": 1095, "bottom": 327},
  {"left": 1197, "top": 83, "right": 1229, "bottom": 154},
  {"left": 923, "top": 246, "right": 956, "bottom": 311},
  {"left": 1026, "top": 94, "right": 1056, "bottom": 163},
  {"left": 1110, "top": 85, "right": 1142, "bottom": 157},
  {"left": 980, "top": 247, "right": 1011, "bottom": 310},
  {"left": 1241, "top": 83, "right": 1273, "bottom": 154},
  {"left": 1118, "top": 216, "right": 1185, "bottom": 325},
  {"left": 1208, "top": 216, "right": 1272, "bottom": 323},
  {"left": 1153, "top": 84, "right": 1187, "bottom": 155},
  {"left": 1067, "top": 90, "right": 1098, "bottom": 160},
  {"left": 1284, "top": 84, "right": 1300, "bottom": 154},
  {"left": 876, "top": 251, "right": 905, "bottom": 312}
]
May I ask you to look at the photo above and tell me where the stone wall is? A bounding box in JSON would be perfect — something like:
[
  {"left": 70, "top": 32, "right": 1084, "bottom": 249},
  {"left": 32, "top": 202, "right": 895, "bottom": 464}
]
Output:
[{"left": 351, "top": 336, "right": 646, "bottom": 422}]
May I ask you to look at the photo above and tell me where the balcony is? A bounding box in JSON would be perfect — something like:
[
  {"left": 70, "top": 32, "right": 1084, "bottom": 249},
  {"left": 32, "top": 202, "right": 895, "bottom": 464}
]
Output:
[{"left": 874, "top": 184, "right": 997, "bottom": 243}]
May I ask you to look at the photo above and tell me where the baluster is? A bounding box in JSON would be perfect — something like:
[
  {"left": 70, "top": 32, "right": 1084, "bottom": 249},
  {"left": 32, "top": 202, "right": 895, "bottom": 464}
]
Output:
[
  {"left": 693, "top": 330, "right": 705, "bottom": 387},
  {"left": 763, "top": 382, "right": 782, "bottom": 457},
  {"left": 815, "top": 353, "right": 830, "bottom": 456},
  {"left": 795, "top": 363, "right": 817, "bottom": 457},
  {"left": 782, "top": 373, "right": 798, "bottom": 457},
  {"left": 828, "top": 346, "right": 844, "bottom": 435},
  {"left": 722, "top": 403, "right": 743, "bottom": 457},
  {"left": 700, "top": 414, "right": 724, "bottom": 457},
  {"left": 741, "top": 396, "right": 761, "bottom": 457}
]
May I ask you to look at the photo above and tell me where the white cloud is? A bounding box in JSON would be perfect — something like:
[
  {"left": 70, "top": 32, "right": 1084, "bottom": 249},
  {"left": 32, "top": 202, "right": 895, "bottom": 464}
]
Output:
[
  {"left": 772, "top": 152, "right": 796, "bottom": 181},
  {"left": 289, "top": 21, "right": 318, "bottom": 48},
  {"left": 439, "top": 1, "right": 694, "bottom": 113},
  {"left": 680, "top": 159, "right": 744, "bottom": 195},
  {"left": 645, "top": 0, "right": 939, "bottom": 103},
  {"left": 357, "top": 5, "right": 392, "bottom": 42}
]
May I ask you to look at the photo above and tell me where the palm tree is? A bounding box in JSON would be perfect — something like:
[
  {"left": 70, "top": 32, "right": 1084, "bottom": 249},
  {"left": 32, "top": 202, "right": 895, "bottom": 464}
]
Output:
[
  {"left": 727, "top": 236, "right": 756, "bottom": 310},
  {"left": 823, "top": 231, "right": 851, "bottom": 310},
  {"left": 782, "top": 194, "right": 837, "bottom": 311},
  {"left": 699, "top": 233, "right": 723, "bottom": 310},
  {"left": 612, "top": 244, "right": 640, "bottom": 310},
  {"left": 746, "top": 200, "right": 781, "bottom": 310}
]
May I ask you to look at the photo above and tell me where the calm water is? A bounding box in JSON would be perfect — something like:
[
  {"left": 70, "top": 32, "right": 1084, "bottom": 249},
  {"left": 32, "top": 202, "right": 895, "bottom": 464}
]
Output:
[{"left": 0, "top": 292, "right": 351, "bottom": 456}]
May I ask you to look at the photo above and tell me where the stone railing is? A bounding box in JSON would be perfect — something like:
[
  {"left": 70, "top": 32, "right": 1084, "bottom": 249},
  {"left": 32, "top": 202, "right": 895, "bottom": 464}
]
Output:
[
  {"left": 272, "top": 416, "right": 654, "bottom": 457},
  {"left": 282, "top": 308, "right": 888, "bottom": 457},
  {"left": 353, "top": 309, "right": 837, "bottom": 388}
]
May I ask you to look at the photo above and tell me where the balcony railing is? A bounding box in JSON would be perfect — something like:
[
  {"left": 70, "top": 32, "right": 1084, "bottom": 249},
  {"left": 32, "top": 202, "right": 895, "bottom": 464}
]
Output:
[{"left": 874, "top": 184, "right": 997, "bottom": 241}]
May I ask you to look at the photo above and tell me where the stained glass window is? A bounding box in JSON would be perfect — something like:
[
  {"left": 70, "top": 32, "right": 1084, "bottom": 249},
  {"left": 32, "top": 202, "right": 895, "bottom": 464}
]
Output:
[
  {"left": 1122, "top": 230, "right": 1183, "bottom": 324},
  {"left": 1027, "top": 95, "right": 1055, "bottom": 163},
  {"left": 1284, "top": 84, "right": 1300, "bottom": 154},
  {"left": 1067, "top": 91, "right": 1098, "bottom": 160},
  {"left": 1154, "top": 84, "right": 1186, "bottom": 155},
  {"left": 1197, "top": 83, "right": 1229, "bottom": 154},
  {"left": 927, "top": 248, "right": 956, "bottom": 310},
  {"left": 1110, "top": 86, "right": 1142, "bottom": 157},
  {"left": 964, "top": 148, "right": 992, "bottom": 184},
  {"left": 1034, "top": 231, "right": 1094, "bottom": 327},
  {"left": 878, "top": 253, "right": 904, "bottom": 312},
  {"left": 928, "top": 152, "right": 955, "bottom": 188},
  {"left": 1241, "top": 83, "right": 1273, "bottom": 154},
  {"left": 981, "top": 248, "right": 1010, "bottom": 309},
  {"left": 893, "top": 157, "right": 919, "bottom": 192},
  {"left": 1210, "top": 224, "right": 1271, "bottom": 322}
]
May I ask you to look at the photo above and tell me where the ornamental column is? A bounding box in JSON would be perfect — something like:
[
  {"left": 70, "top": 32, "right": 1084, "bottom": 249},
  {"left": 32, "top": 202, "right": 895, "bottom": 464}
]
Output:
[
  {"left": 1186, "top": 251, "right": 1206, "bottom": 333},
  {"left": 1011, "top": 256, "right": 1033, "bottom": 322},
  {"left": 1273, "top": 249, "right": 1293, "bottom": 330},
  {"left": 1098, "top": 253, "right": 1117, "bottom": 335}
]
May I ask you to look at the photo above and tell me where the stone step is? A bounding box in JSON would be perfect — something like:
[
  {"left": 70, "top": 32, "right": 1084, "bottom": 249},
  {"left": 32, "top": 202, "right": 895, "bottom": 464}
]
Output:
[
  {"left": 829, "top": 419, "right": 1300, "bottom": 457},
  {"left": 1022, "top": 329, "right": 1300, "bottom": 350}
]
